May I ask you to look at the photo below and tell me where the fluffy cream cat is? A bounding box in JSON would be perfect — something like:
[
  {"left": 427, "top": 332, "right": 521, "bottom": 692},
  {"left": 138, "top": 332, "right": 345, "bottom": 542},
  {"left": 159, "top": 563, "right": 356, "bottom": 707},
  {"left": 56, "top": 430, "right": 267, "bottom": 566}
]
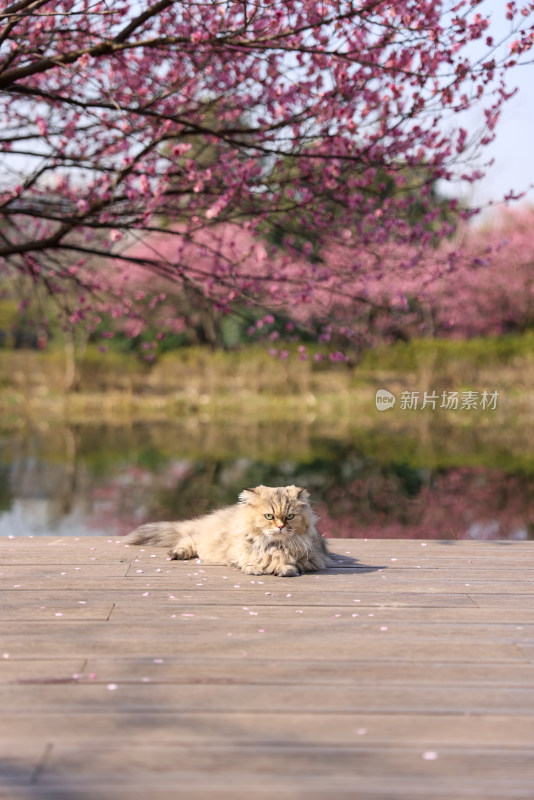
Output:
[{"left": 125, "top": 485, "right": 333, "bottom": 576}]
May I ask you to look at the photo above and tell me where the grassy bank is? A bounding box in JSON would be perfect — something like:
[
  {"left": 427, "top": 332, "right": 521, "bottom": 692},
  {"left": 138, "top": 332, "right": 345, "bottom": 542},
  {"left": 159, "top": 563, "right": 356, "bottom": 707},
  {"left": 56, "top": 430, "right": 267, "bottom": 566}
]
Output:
[{"left": 0, "top": 334, "right": 533, "bottom": 431}]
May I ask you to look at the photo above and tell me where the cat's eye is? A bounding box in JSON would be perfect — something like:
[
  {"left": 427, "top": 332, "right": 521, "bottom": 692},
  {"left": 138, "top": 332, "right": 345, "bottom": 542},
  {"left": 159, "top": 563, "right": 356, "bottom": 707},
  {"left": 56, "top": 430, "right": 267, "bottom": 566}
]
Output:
[
  {"left": 286, "top": 514, "right": 295, "bottom": 520},
  {"left": 264, "top": 513, "right": 274, "bottom": 520}
]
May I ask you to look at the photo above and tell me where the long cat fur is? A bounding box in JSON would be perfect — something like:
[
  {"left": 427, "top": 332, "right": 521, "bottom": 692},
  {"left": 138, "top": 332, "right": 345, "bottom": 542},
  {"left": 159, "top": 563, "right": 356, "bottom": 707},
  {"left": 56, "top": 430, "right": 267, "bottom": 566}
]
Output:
[{"left": 125, "top": 484, "right": 333, "bottom": 577}]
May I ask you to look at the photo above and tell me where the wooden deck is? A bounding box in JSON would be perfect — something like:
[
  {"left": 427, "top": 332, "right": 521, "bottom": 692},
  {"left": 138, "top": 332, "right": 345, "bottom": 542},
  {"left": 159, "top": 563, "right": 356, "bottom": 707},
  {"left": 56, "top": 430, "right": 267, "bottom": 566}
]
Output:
[{"left": 1, "top": 536, "right": 534, "bottom": 799}]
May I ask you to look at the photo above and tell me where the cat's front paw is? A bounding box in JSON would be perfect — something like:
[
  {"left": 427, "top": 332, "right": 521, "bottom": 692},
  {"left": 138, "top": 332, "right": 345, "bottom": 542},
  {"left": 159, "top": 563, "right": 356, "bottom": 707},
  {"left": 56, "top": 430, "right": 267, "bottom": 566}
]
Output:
[
  {"left": 168, "top": 545, "right": 195, "bottom": 560},
  {"left": 242, "top": 564, "right": 265, "bottom": 575},
  {"left": 275, "top": 564, "right": 299, "bottom": 577}
]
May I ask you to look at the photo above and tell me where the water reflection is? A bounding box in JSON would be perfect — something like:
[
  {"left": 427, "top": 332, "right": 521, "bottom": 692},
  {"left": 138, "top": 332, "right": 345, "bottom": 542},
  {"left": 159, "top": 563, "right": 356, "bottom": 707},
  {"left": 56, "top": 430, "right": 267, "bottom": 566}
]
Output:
[{"left": 0, "top": 423, "right": 533, "bottom": 540}]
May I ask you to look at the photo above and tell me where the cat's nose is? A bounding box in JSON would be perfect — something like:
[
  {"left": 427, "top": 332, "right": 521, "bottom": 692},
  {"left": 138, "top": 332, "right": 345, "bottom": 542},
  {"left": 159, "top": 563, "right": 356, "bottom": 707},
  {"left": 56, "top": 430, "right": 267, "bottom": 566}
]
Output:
[{"left": 276, "top": 523, "right": 285, "bottom": 530}]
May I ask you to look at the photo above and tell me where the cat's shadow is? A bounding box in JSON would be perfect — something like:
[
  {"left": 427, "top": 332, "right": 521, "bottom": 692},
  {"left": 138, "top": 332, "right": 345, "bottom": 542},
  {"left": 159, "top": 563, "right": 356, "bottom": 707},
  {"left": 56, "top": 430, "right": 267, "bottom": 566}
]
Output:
[{"left": 319, "top": 553, "right": 385, "bottom": 575}]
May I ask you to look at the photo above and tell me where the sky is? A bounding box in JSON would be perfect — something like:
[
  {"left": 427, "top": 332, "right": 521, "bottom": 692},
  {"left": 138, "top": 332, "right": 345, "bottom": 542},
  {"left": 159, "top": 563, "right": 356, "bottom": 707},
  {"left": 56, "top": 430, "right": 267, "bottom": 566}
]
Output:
[{"left": 462, "top": 0, "right": 534, "bottom": 214}]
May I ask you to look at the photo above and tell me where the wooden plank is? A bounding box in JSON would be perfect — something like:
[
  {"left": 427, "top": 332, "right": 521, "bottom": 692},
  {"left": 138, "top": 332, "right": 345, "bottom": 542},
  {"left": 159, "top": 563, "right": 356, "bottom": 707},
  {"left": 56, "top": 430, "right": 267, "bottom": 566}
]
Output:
[
  {"left": 2, "top": 682, "right": 534, "bottom": 715},
  {"left": 106, "top": 602, "right": 534, "bottom": 624},
  {"left": 2, "top": 658, "right": 534, "bottom": 689},
  {"left": 76, "top": 658, "right": 534, "bottom": 687},
  {"left": 0, "top": 622, "right": 524, "bottom": 661},
  {"left": 3, "top": 615, "right": 534, "bottom": 642},
  {"left": 0, "top": 589, "right": 478, "bottom": 606},
  {"left": 3, "top": 577, "right": 534, "bottom": 596},
  {"left": 34, "top": 745, "right": 534, "bottom": 795},
  {"left": 104, "top": 602, "right": 534, "bottom": 632},
  {"left": 3, "top": 614, "right": 530, "bottom": 646},
  {"left": 120, "top": 575, "right": 534, "bottom": 594},
  {"left": 1, "top": 711, "right": 533, "bottom": 748}
]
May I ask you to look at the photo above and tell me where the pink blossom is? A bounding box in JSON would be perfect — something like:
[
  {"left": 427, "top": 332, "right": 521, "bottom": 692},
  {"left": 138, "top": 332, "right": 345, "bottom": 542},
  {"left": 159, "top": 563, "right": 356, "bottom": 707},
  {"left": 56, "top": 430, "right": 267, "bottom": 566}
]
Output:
[{"left": 76, "top": 200, "right": 90, "bottom": 214}]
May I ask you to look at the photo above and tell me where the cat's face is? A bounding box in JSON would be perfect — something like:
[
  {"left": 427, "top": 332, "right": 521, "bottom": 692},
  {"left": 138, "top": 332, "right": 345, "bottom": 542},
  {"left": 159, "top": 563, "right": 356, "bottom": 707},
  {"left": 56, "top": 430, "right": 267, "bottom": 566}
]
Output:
[{"left": 239, "top": 485, "right": 313, "bottom": 538}]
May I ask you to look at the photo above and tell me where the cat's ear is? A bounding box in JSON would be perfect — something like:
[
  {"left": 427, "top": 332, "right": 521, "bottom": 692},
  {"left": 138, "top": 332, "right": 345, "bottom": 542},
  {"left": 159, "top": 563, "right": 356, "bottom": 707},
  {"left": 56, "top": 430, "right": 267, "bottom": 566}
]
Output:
[
  {"left": 238, "top": 488, "right": 258, "bottom": 504},
  {"left": 294, "top": 486, "right": 310, "bottom": 502}
]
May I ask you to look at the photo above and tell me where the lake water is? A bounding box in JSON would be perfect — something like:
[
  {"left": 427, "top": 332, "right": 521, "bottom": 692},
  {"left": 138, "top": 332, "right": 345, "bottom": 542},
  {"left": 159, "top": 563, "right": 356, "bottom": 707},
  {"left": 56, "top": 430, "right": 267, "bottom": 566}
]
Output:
[{"left": 1, "top": 421, "right": 533, "bottom": 540}]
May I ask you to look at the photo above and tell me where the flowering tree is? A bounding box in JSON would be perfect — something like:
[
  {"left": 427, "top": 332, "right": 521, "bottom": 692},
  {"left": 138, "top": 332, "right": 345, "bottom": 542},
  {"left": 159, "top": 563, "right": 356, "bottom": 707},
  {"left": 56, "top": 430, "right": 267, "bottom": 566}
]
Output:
[
  {"left": 294, "top": 203, "right": 534, "bottom": 350},
  {"left": 426, "top": 205, "right": 534, "bottom": 338},
  {"left": 1, "top": 0, "right": 533, "bottom": 339}
]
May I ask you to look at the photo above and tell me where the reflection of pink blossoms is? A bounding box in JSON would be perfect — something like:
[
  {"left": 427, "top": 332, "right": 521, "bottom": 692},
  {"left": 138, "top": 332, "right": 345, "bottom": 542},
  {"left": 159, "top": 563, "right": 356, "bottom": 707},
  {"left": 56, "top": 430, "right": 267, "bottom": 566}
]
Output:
[{"left": 318, "top": 468, "right": 534, "bottom": 540}]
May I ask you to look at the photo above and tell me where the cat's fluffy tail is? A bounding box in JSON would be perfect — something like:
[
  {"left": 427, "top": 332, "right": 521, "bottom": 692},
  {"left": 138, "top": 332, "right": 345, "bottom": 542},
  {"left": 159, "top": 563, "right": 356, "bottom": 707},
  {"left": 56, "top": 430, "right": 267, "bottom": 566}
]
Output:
[{"left": 125, "top": 522, "right": 181, "bottom": 548}]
